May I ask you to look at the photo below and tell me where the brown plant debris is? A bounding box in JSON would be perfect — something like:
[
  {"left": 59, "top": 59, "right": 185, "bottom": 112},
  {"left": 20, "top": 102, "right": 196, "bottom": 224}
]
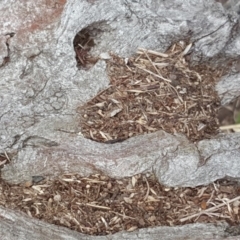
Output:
[
  {"left": 1, "top": 174, "right": 240, "bottom": 236},
  {"left": 79, "top": 41, "right": 222, "bottom": 143}
]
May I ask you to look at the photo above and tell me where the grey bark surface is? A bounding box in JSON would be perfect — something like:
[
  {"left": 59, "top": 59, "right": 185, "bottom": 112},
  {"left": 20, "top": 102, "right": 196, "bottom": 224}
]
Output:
[{"left": 1, "top": 0, "right": 240, "bottom": 239}]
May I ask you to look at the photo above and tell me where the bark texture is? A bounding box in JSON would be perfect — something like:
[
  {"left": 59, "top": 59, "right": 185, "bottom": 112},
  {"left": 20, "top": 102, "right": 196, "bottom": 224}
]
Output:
[{"left": 0, "top": 0, "right": 240, "bottom": 239}]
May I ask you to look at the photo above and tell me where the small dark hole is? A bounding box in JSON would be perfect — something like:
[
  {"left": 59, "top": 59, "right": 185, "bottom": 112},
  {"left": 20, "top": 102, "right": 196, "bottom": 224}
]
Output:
[{"left": 73, "top": 27, "right": 98, "bottom": 69}]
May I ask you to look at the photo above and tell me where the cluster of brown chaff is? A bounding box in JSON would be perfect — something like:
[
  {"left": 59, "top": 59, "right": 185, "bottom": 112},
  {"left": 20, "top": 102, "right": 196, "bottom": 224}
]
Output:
[
  {"left": 0, "top": 173, "right": 240, "bottom": 236},
  {"left": 79, "top": 41, "right": 222, "bottom": 143}
]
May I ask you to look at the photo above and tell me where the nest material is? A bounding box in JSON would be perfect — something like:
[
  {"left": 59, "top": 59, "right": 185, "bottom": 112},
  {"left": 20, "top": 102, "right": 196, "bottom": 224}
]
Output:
[
  {"left": 79, "top": 42, "right": 222, "bottom": 143},
  {"left": 1, "top": 173, "right": 240, "bottom": 236}
]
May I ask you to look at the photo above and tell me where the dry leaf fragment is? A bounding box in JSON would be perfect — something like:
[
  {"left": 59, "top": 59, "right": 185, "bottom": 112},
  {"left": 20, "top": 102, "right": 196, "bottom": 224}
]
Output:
[
  {"left": 90, "top": 130, "right": 95, "bottom": 139},
  {"left": 150, "top": 188, "right": 157, "bottom": 196},
  {"left": 97, "top": 109, "right": 105, "bottom": 117},
  {"left": 182, "top": 43, "right": 193, "bottom": 56},
  {"left": 136, "top": 117, "right": 147, "bottom": 125},
  {"left": 54, "top": 194, "right": 61, "bottom": 202},
  {"left": 146, "top": 196, "right": 160, "bottom": 202},
  {"left": 124, "top": 197, "right": 133, "bottom": 204},
  {"left": 129, "top": 193, "right": 135, "bottom": 198},
  {"left": 143, "top": 125, "right": 157, "bottom": 131},
  {"left": 22, "top": 198, "right": 32, "bottom": 202},
  {"left": 132, "top": 176, "right": 137, "bottom": 187},
  {"left": 107, "top": 182, "right": 112, "bottom": 189},
  {"left": 33, "top": 205, "right": 40, "bottom": 215},
  {"left": 108, "top": 108, "right": 122, "bottom": 117},
  {"left": 127, "top": 226, "right": 138, "bottom": 232},
  {"left": 32, "top": 185, "right": 45, "bottom": 194},
  {"left": 145, "top": 205, "right": 155, "bottom": 211},
  {"left": 99, "top": 131, "right": 112, "bottom": 140},
  {"left": 109, "top": 216, "right": 121, "bottom": 225},
  {"left": 198, "top": 123, "right": 206, "bottom": 131},
  {"left": 201, "top": 201, "right": 207, "bottom": 210},
  {"left": 101, "top": 216, "right": 109, "bottom": 228},
  {"left": 148, "top": 215, "right": 156, "bottom": 222},
  {"left": 110, "top": 98, "right": 120, "bottom": 104},
  {"left": 116, "top": 180, "right": 124, "bottom": 184},
  {"left": 95, "top": 102, "right": 106, "bottom": 108}
]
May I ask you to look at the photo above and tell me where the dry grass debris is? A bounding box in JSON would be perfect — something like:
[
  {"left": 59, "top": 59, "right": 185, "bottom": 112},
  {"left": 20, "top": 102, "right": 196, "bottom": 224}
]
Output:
[
  {"left": 79, "top": 41, "right": 222, "bottom": 143},
  {"left": 0, "top": 173, "right": 240, "bottom": 235}
]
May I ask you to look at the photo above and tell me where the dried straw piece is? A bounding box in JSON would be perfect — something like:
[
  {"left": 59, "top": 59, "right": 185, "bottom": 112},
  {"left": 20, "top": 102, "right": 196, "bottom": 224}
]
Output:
[
  {"left": 137, "top": 48, "right": 169, "bottom": 58},
  {"left": 180, "top": 195, "right": 240, "bottom": 222}
]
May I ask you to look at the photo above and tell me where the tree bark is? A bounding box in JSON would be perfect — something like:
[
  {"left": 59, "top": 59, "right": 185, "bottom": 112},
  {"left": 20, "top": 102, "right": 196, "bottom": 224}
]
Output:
[{"left": 1, "top": 0, "right": 240, "bottom": 239}]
